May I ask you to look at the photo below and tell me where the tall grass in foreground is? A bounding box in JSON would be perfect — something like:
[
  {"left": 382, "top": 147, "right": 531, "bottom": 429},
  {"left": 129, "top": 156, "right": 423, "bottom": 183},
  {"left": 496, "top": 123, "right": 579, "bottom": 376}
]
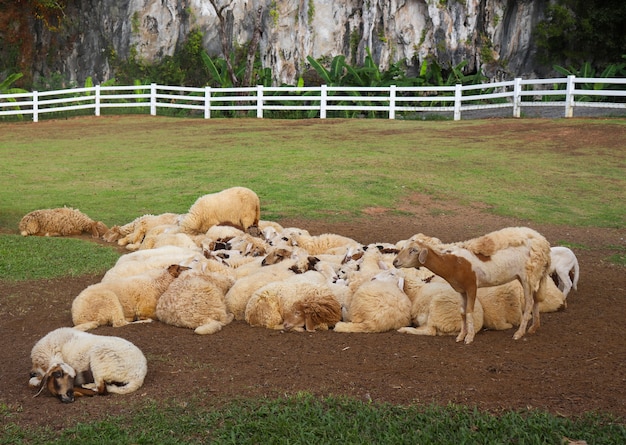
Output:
[{"left": 2, "top": 394, "right": 625, "bottom": 444}]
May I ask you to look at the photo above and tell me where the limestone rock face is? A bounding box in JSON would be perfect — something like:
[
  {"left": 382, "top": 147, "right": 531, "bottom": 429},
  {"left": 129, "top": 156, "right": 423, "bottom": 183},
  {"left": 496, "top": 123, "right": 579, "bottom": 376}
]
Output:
[{"left": 32, "top": 0, "right": 548, "bottom": 86}]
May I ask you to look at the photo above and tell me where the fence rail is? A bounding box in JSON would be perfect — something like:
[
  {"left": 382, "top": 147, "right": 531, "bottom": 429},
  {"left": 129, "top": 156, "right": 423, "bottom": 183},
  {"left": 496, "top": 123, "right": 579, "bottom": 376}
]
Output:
[{"left": 1, "top": 75, "right": 625, "bottom": 122}]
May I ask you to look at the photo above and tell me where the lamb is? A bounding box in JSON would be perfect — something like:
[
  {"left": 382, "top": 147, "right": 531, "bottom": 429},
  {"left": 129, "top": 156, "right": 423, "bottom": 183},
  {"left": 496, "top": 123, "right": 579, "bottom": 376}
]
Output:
[
  {"left": 19, "top": 207, "right": 108, "bottom": 238},
  {"left": 178, "top": 186, "right": 261, "bottom": 236},
  {"left": 103, "top": 212, "right": 180, "bottom": 245},
  {"left": 244, "top": 272, "right": 341, "bottom": 331},
  {"left": 394, "top": 227, "right": 551, "bottom": 344},
  {"left": 29, "top": 327, "right": 147, "bottom": 403},
  {"left": 156, "top": 270, "right": 235, "bottom": 335},
  {"left": 549, "top": 246, "right": 580, "bottom": 304},
  {"left": 72, "top": 264, "right": 190, "bottom": 331},
  {"left": 333, "top": 269, "right": 412, "bottom": 333}
]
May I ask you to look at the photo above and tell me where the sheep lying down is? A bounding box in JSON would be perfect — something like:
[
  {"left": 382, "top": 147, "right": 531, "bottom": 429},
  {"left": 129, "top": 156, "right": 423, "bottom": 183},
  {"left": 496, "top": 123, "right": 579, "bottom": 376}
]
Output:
[{"left": 29, "top": 327, "right": 147, "bottom": 403}]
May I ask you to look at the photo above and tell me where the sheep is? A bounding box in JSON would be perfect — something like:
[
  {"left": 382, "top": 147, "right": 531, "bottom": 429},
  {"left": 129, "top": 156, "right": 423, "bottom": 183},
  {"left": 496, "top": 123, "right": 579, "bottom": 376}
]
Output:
[
  {"left": 19, "top": 207, "right": 108, "bottom": 238},
  {"left": 398, "top": 280, "right": 485, "bottom": 337},
  {"left": 224, "top": 263, "right": 296, "bottom": 320},
  {"left": 156, "top": 270, "right": 235, "bottom": 335},
  {"left": 244, "top": 272, "right": 341, "bottom": 331},
  {"left": 178, "top": 186, "right": 261, "bottom": 236},
  {"left": 103, "top": 212, "right": 180, "bottom": 245},
  {"left": 478, "top": 278, "right": 566, "bottom": 331},
  {"left": 71, "top": 264, "right": 190, "bottom": 331},
  {"left": 29, "top": 327, "right": 147, "bottom": 403},
  {"left": 101, "top": 246, "right": 204, "bottom": 283},
  {"left": 333, "top": 269, "right": 412, "bottom": 333},
  {"left": 394, "top": 227, "right": 551, "bottom": 344},
  {"left": 549, "top": 246, "right": 580, "bottom": 304},
  {"left": 289, "top": 232, "right": 362, "bottom": 255}
]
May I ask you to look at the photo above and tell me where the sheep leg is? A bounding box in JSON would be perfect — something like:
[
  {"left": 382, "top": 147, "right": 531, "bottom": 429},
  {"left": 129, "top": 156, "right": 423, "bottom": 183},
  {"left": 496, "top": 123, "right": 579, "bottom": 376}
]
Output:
[
  {"left": 463, "top": 289, "right": 477, "bottom": 345},
  {"left": 513, "top": 282, "right": 534, "bottom": 340},
  {"left": 455, "top": 293, "right": 468, "bottom": 343},
  {"left": 528, "top": 276, "right": 546, "bottom": 335}
]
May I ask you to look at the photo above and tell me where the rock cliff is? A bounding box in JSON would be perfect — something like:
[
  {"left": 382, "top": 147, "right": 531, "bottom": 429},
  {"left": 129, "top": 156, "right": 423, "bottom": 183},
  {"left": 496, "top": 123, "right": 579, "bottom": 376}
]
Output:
[{"left": 23, "top": 0, "right": 550, "bottom": 86}]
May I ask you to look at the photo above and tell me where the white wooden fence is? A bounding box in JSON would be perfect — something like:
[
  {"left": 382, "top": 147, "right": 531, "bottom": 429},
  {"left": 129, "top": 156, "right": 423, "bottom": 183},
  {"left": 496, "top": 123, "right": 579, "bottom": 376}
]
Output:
[{"left": 1, "top": 75, "right": 625, "bottom": 122}]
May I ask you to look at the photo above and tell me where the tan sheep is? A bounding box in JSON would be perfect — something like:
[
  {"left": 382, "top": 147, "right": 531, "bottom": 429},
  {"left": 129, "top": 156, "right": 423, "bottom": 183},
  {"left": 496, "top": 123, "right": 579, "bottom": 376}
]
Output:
[
  {"left": 156, "top": 270, "right": 235, "bottom": 335},
  {"left": 71, "top": 264, "right": 190, "bottom": 331},
  {"left": 178, "top": 186, "right": 261, "bottom": 236},
  {"left": 333, "top": 269, "right": 412, "bottom": 333},
  {"left": 19, "top": 207, "right": 108, "bottom": 238},
  {"left": 103, "top": 212, "right": 180, "bottom": 245},
  {"left": 245, "top": 272, "right": 341, "bottom": 331}
]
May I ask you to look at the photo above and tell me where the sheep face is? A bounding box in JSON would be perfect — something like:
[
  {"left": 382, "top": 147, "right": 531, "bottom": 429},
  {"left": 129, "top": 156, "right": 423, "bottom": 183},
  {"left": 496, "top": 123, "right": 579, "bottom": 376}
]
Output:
[
  {"left": 393, "top": 243, "right": 426, "bottom": 269},
  {"left": 32, "top": 363, "right": 78, "bottom": 403},
  {"left": 283, "top": 296, "right": 342, "bottom": 332}
]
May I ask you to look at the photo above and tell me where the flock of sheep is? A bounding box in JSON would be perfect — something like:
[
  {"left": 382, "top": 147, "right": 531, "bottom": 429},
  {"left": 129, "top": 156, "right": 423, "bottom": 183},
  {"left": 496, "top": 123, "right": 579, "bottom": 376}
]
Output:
[{"left": 21, "top": 186, "right": 580, "bottom": 403}]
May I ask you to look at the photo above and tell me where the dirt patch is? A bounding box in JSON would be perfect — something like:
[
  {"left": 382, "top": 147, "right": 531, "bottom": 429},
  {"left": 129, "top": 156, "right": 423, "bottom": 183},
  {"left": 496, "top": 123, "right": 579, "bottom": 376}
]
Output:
[{"left": 1, "top": 199, "right": 625, "bottom": 430}]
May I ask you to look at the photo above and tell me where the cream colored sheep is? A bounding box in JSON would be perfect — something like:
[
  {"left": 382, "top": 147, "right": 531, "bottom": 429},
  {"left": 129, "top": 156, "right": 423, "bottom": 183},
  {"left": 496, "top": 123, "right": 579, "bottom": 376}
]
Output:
[
  {"left": 224, "top": 262, "right": 296, "bottom": 320},
  {"left": 72, "top": 264, "right": 189, "bottom": 331},
  {"left": 244, "top": 272, "right": 340, "bottom": 331},
  {"left": 101, "top": 246, "right": 204, "bottom": 283},
  {"left": 103, "top": 212, "right": 180, "bottom": 245},
  {"left": 333, "top": 269, "right": 412, "bottom": 333},
  {"left": 156, "top": 270, "right": 235, "bottom": 335},
  {"left": 478, "top": 279, "right": 565, "bottom": 331},
  {"left": 290, "top": 232, "right": 362, "bottom": 255},
  {"left": 19, "top": 207, "right": 108, "bottom": 238},
  {"left": 394, "top": 227, "right": 551, "bottom": 344},
  {"left": 29, "top": 327, "right": 147, "bottom": 402},
  {"left": 398, "top": 280, "right": 485, "bottom": 337},
  {"left": 178, "top": 186, "right": 261, "bottom": 235}
]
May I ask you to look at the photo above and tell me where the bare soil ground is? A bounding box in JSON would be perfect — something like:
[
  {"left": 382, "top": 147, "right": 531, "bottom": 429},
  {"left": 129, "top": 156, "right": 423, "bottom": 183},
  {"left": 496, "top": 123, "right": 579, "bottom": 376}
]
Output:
[
  {"left": 1, "top": 198, "right": 625, "bottom": 430},
  {"left": 0, "top": 119, "right": 625, "bottom": 431}
]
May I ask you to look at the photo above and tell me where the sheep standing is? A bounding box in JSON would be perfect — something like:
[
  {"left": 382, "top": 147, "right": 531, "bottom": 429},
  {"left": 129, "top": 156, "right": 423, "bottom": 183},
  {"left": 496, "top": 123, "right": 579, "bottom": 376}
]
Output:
[
  {"left": 29, "top": 327, "right": 147, "bottom": 403},
  {"left": 156, "top": 270, "right": 235, "bottom": 335},
  {"left": 72, "top": 264, "right": 190, "bottom": 331},
  {"left": 394, "top": 227, "right": 551, "bottom": 344},
  {"left": 179, "top": 187, "right": 261, "bottom": 236},
  {"left": 549, "top": 246, "right": 580, "bottom": 304},
  {"left": 19, "top": 207, "right": 108, "bottom": 238}
]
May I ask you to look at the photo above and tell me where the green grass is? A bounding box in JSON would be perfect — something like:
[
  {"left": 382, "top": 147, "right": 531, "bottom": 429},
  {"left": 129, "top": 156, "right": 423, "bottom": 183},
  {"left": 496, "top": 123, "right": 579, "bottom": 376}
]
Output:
[
  {"left": 0, "top": 117, "right": 624, "bottom": 229},
  {"left": 2, "top": 394, "right": 625, "bottom": 444}
]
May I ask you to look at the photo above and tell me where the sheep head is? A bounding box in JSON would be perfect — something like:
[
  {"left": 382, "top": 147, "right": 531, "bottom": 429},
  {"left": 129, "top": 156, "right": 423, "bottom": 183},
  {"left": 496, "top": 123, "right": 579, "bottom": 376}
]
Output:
[{"left": 31, "top": 363, "right": 97, "bottom": 403}]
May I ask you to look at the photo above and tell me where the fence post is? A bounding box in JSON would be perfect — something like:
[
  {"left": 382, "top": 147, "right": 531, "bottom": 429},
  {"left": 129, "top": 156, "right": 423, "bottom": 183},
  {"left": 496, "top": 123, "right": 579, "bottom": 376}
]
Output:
[
  {"left": 204, "top": 86, "right": 211, "bottom": 119},
  {"left": 320, "top": 85, "right": 327, "bottom": 119},
  {"left": 95, "top": 85, "right": 100, "bottom": 117},
  {"left": 389, "top": 85, "right": 396, "bottom": 119},
  {"left": 150, "top": 83, "right": 157, "bottom": 116},
  {"left": 257, "top": 85, "right": 263, "bottom": 118},
  {"left": 565, "top": 75, "right": 575, "bottom": 118},
  {"left": 513, "top": 78, "right": 522, "bottom": 118},
  {"left": 32, "top": 90, "right": 38, "bottom": 123},
  {"left": 453, "top": 83, "right": 462, "bottom": 121}
]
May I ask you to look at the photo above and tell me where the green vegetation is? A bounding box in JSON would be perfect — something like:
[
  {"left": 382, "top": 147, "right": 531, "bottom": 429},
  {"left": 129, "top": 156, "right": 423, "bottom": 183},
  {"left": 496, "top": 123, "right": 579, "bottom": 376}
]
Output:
[{"left": 2, "top": 393, "right": 625, "bottom": 444}]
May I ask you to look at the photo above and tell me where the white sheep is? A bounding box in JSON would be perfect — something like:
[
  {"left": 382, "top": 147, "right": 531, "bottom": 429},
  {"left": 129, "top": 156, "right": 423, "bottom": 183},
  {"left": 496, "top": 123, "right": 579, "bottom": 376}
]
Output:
[
  {"left": 549, "top": 246, "right": 580, "bottom": 304},
  {"left": 178, "top": 186, "right": 261, "bottom": 235},
  {"left": 333, "top": 269, "right": 412, "bottom": 333},
  {"left": 394, "top": 227, "right": 551, "bottom": 344},
  {"left": 156, "top": 270, "right": 235, "bottom": 335},
  {"left": 101, "top": 246, "right": 204, "bottom": 283},
  {"left": 224, "top": 262, "right": 296, "bottom": 320},
  {"left": 244, "top": 272, "right": 341, "bottom": 331},
  {"left": 19, "top": 207, "right": 108, "bottom": 238},
  {"left": 29, "top": 327, "right": 147, "bottom": 403},
  {"left": 103, "top": 212, "right": 180, "bottom": 245},
  {"left": 289, "top": 232, "right": 362, "bottom": 255},
  {"left": 72, "top": 264, "right": 190, "bottom": 331}
]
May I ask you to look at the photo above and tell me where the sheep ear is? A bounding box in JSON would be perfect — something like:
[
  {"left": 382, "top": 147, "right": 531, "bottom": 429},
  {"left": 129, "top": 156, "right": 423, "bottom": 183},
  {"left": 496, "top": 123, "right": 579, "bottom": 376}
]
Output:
[
  {"left": 418, "top": 248, "right": 428, "bottom": 264},
  {"left": 378, "top": 260, "right": 389, "bottom": 270},
  {"left": 304, "top": 314, "right": 316, "bottom": 332},
  {"left": 396, "top": 276, "right": 405, "bottom": 291}
]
